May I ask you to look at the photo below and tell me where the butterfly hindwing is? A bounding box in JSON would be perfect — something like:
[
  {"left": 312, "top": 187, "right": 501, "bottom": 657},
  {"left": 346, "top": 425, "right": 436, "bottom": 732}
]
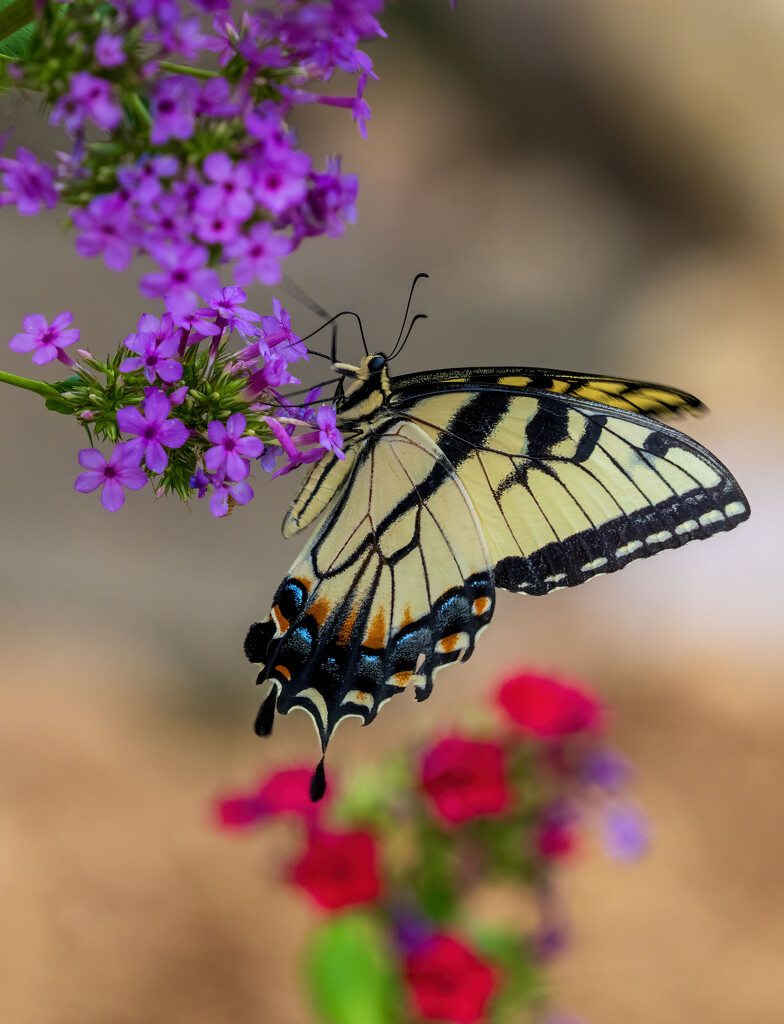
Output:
[
  {"left": 395, "top": 386, "right": 749, "bottom": 596},
  {"left": 246, "top": 418, "right": 494, "bottom": 749}
]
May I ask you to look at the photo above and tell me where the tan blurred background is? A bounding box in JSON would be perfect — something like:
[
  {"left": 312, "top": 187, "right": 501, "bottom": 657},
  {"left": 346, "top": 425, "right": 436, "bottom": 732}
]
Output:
[{"left": 1, "top": 2, "right": 783, "bottom": 1022}]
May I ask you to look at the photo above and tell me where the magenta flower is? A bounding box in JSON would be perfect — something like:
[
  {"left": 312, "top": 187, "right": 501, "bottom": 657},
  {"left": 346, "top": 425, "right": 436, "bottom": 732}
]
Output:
[
  {"left": 0, "top": 147, "right": 58, "bottom": 216},
  {"left": 205, "top": 413, "right": 264, "bottom": 481},
  {"left": 72, "top": 195, "right": 137, "bottom": 271},
  {"left": 199, "top": 152, "right": 254, "bottom": 221},
  {"left": 95, "top": 33, "right": 126, "bottom": 68},
  {"left": 209, "top": 475, "right": 254, "bottom": 518},
  {"left": 203, "top": 286, "right": 262, "bottom": 334},
  {"left": 51, "top": 72, "right": 122, "bottom": 133},
  {"left": 9, "top": 311, "right": 79, "bottom": 366},
  {"left": 116, "top": 389, "right": 190, "bottom": 473},
  {"left": 74, "top": 445, "right": 147, "bottom": 512},
  {"left": 149, "top": 76, "right": 200, "bottom": 144},
  {"left": 119, "top": 330, "right": 183, "bottom": 384},
  {"left": 140, "top": 242, "right": 220, "bottom": 302},
  {"left": 316, "top": 406, "right": 345, "bottom": 459},
  {"left": 225, "top": 222, "right": 293, "bottom": 286}
]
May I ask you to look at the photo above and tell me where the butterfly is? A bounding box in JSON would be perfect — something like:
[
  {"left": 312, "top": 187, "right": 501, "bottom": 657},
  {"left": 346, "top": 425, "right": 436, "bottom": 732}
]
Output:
[{"left": 245, "top": 294, "right": 750, "bottom": 799}]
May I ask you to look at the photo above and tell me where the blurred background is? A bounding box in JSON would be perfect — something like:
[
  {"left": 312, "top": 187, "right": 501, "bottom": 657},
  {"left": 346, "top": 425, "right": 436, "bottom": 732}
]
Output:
[{"left": 0, "top": 1, "right": 782, "bottom": 1021}]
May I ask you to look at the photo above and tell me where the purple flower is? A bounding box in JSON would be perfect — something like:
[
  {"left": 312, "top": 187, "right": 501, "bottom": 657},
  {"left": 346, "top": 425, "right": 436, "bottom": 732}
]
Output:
[
  {"left": 580, "top": 750, "right": 631, "bottom": 790},
  {"left": 51, "top": 72, "right": 121, "bottom": 133},
  {"left": 74, "top": 445, "right": 147, "bottom": 512},
  {"left": 150, "top": 76, "right": 200, "bottom": 144},
  {"left": 287, "top": 158, "right": 358, "bottom": 242},
  {"left": 189, "top": 467, "right": 211, "bottom": 497},
  {"left": 0, "top": 147, "right": 58, "bottom": 216},
  {"left": 245, "top": 356, "right": 300, "bottom": 395},
  {"left": 165, "top": 293, "right": 221, "bottom": 339},
  {"left": 225, "top": 222, "right": 293, "bottom": 286},
  {"left": 209, "top": 475, "right": 254, "bottom": 518},
  {"left": 9, "top": 311, "right": 79, "bottom": 366},
  {"left": 251, "top": 149, "right": 310, "bottom": 216},
  {"left": 72, "top": 194, "right": 137, "bottom": 271},
  {"left": 261, "top": 297, "right": 306, "bottom": 362},
  {"left": 119, "top": 331, "right": 183, "bottom": 384},
  {"left": 600, "top": 803, "right": 650, "bottom": 861},
  {"left": 116, "top": 389, "right": 189, "bottom": 472},
  {"left": 193, "top": 206, "right": 243, "bottom": 246},
  {"left": 118, "top": 155, "right": 178, "bottom": 205},
  {"left": 199, "top": 152, "right": 254, "bottom": 221},
  {"left": 202, "top": 286, "right": 261, "bottom": 334},
  {"left": 95, "top": 33, "right": 126, "bottom": 67},
  {"left": 140, "top": 242, "right": 220, "bottom": 303},
  {"left": 316, "top": 406, "right": 345, "bottom": 459},
  {"left": 205, "top": 413, "right": 264, "bottom": 481},
  {"left": 195, "top": 77, "right": 239, "bottom": 118}
]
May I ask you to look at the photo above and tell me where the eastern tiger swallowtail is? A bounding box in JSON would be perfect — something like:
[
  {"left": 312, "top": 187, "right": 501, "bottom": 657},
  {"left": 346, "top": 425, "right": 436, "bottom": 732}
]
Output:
[{"left": 245, "top": 330, "right": 750, "bottom": 799}]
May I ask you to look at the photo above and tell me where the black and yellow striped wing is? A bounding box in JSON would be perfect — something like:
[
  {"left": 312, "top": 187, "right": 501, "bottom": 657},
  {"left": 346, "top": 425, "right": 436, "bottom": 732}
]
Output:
[{"left": 245, "top": 365, "right": 749, "bottom": 762}]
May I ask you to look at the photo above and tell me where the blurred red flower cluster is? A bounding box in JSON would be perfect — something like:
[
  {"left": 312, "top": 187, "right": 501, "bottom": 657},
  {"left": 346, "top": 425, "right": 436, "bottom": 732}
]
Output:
[{"left": 215, "top": 669, "right": 646, "bottom": 1023}]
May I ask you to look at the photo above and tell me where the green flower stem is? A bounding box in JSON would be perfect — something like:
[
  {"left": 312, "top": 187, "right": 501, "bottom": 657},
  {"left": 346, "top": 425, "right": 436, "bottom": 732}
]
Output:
[
  {"left": 0, "top": 369, "right": 65, "bottom": 402},
  {"left": 158, "top": 61, "right": 219, "bottom": 80}
]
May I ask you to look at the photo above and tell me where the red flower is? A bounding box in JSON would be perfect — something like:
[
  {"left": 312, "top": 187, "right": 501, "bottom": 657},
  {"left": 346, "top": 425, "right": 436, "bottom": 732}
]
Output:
[
  {"left": 421, "top": 737, "right": 511, "bottom": 825},
  {"left": 214, "top": 766, "right": 325, "bottom": 830},
  {"left": 497, "top": 671, "right": 603, "bottom": 738},
  {"left": 404, "top": 934, "right": 497, "bottom": 1024},
  {"left": 291, "top": 829, "right": 381, "bottom": 910}
]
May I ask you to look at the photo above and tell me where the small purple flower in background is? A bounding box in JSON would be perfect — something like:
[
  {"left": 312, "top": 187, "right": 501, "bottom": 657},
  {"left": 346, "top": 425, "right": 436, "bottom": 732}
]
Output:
[
  {"left": 149, "top": 76, "right": 200, "bottom": 144},
  {"left": 139, "top": 242, "right": 220, "bottom": 303},
  {"left": 0, "top": 146, "right": 58, "bottom": 216},
  {"left": 316, "top": 406, "right": 346, "bottom": 459},
  {"left": 600, "top": 802, "right": 649, "bottom": 861},
  {"left": 199, "top": 152, "right": 254, "bottom": 221},
  {"left": 580, "top": 750, "right": 632, "bottom": 790},
  {"left": 74, "top": 445, "right": 147, "bottom": 512},
  {"left": 72, "top": 195, "right": 137, "bottom": 272},
  {"left": 94, "top": 33, "right": 126, "bottom": 68},
  {"left": 9, "top": 312, "right": 79, "bottom": 366},
  {"left": 119, "top": 330, "right": 183, "bottom": 384},
  {"left": 226, "top": 222, "right": 293, "bottom": 286},
  {"left": 51, "top": 71, "right": 122, "bottom": 133},
  {"left": 189, "top": 468, "right": 211, "bottom": 498},
  {"left": 116, "top": 389, "right": 190, "bottom": 473},
  {"left": 205, "top": 413, "right": 264, "bottom": 481},
  {"left": 261, "top": 297, "right": 307, "bottom": 362}
]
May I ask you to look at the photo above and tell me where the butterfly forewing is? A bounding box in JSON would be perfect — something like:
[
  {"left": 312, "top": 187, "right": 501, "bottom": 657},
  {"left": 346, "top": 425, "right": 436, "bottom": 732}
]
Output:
[{"left": 396, "top": 386, "right": 749, "bottom": 595}]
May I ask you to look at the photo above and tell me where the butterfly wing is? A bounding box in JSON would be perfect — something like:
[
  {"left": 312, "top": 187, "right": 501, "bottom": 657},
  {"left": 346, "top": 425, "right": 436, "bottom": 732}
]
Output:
[
  {"left": 245, "top": 418, "right": 495, "bottom": 750},
  {"left": 392, "top": 383, "right": 750, "bottom": 596}
]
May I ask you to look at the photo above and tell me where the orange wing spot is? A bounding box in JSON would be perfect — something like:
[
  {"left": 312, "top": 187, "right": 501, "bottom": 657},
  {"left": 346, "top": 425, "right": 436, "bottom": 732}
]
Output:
[
  {"left": 274, "top": 664, "right": 291, "bottom": 681},
  {"left": 400, "top": 605, "right": 414, "bottom": 627},
  {"left": 271, "top": 605, "right": 290, "bottom": 632},
  {"left": 294, "top": 576, "right": 312, "bottom": 591},
  {"left": 338, "top": 605, "right": 359, "bottom": 646},
  {"left": 364, "top": 608, "right": 387, "bottom": 649},
  {"left": 439, "top": 633, "right": 459, "bottom": 654},
  {"left": 308, "top": 598, "right": 331, "bottom": 626},
  {"left": 472, "top": 597, "right": 491, "bottom": 616},
  {"left": 391, "top": 670, "right": 412, "bottom": 688}
]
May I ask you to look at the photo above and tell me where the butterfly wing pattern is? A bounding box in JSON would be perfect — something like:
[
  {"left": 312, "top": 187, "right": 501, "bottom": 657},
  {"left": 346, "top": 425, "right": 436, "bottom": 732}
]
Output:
[{"left": 245, "top": 361, "right": 749, "bottom": 790}]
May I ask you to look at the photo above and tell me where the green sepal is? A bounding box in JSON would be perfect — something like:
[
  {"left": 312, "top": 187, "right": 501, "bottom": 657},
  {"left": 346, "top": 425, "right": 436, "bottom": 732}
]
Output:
[
  {"left": 305, "top": 912, "right": 403, "bottom": 1024},
  {"left": 0, "top": 0, "right": 35, "bottom": 59},
  {"left": 44, "top": 375, "right": 80, "bottom": 415}
]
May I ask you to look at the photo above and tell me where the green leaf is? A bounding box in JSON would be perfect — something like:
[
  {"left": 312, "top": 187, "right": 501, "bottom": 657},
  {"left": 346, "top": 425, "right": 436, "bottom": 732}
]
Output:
[
  {"left": 44, "top": 396, "right": 74, "bottom": 415},
  {"left": 0, "top": 0, "right": 35, "bottom": 59},
  {"left": 305, "top": 912, "right": 403, "bottom": 1024}
]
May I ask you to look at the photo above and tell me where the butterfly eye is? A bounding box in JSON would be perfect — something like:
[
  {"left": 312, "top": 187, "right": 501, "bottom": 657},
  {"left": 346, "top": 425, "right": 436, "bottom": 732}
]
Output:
[{"left": 368, "top": 354, "right": 386, "bottom": 372}]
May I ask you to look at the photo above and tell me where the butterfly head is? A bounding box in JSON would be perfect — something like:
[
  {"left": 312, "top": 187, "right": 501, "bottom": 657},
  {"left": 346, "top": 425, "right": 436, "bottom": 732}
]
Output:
[{"left": 332, "top": 352, "right": 392, "bottom": 413}]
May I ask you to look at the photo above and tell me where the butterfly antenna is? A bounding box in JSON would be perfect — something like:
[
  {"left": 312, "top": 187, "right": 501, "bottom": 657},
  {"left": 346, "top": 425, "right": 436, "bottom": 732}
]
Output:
[
  {"left": 280, "top": 273, "right": 331, "bottom": 320},
  {"left": 300, "top": 310, "right": 368, "bottom": 360},
  {"left": 389, "top": 272, "right": 429, "bottom": 359},
  {"left": 389, "top": 313, "right": 428, "bottom": 362}
]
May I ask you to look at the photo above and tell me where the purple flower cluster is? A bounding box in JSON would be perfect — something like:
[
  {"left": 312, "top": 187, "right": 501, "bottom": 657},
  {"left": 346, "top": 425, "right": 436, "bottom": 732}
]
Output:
[
  {"left": 0, "top": 0, "right": 383, "bottom": 297},
  {"left": 7, "top": 288, "right": 344, "bottom": 517}
]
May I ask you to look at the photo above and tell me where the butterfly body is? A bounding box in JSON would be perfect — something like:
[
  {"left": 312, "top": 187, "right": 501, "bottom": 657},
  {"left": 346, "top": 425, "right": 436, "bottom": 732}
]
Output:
[{"left": 245, "top": 354, "right": 749, "bottom": 765}]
